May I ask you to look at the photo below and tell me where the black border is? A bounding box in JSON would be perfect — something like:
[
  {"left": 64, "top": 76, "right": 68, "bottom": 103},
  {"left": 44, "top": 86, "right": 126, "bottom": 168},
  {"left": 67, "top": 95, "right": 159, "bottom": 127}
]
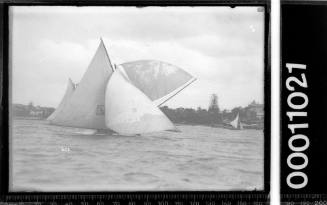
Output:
[
  {"left": 0, "top": 0, "right": 271, "bottom": 203},
  {"left": 280, "top": 0, "right": 327, "bottom": 201}
]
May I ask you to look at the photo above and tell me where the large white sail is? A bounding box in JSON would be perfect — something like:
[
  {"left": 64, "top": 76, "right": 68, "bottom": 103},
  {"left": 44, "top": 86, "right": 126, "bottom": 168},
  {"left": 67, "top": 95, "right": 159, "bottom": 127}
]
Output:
[
  {"left": 105, "top": 68, "right": 175, "bottom": 135},
  {"left": 119, "top": 60, "right": 196, "bottom": 106},
  {"left": 47, "top": 78, "right": 75, "bottom": 122},
  {"left": 49, "top": 39, "right": 114, "bottom": 129}
]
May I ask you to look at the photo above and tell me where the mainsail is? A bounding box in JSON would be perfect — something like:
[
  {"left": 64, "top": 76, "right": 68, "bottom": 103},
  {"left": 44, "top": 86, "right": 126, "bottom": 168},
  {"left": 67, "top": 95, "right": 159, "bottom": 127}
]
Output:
[
  {"left": 47, "top": 78, "right": 75, "bottom": 122},
  {"left": 118, "top": 60, "right": 196, "bottom": 106},
  {"left": 230, "top": 113, "right": 243, "bottom": 130},
  {"left": 48, "top": 39, "right": 114, "bottom": 129},
  {"left": 105, "top": 68, "right": 175, "bottom": 135}
]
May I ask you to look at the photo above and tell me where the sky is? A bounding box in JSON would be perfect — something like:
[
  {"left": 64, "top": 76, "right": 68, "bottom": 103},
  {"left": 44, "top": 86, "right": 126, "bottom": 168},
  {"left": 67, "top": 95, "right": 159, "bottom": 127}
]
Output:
[{"left": 10, "top": 6, "right": 265, "bottom": 110}]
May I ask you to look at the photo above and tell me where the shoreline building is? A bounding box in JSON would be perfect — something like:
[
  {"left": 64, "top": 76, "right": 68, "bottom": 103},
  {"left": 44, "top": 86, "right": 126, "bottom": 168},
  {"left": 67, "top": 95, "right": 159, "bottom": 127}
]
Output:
[{"left": 246, "top": 100, "right": 264, "bottom": 120}]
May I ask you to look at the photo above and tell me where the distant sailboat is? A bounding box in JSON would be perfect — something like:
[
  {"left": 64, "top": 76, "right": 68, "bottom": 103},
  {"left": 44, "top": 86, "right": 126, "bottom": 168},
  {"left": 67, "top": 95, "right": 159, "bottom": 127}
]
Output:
[
  {"left": 230, "top": 113, "right": 243, "bottom": 130},
  {"left": 48, "top": 39, "right": 196, "bottom": 135}
]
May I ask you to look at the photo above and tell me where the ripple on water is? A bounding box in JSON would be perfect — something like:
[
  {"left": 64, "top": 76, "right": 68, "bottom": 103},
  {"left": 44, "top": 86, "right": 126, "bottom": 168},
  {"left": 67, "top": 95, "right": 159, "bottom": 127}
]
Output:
[
  {"left": 11, "top": 119, "right": 264, "bottom": 191},
  {"left": 123, "top": 172, "right": 160, "bottom": 183}
]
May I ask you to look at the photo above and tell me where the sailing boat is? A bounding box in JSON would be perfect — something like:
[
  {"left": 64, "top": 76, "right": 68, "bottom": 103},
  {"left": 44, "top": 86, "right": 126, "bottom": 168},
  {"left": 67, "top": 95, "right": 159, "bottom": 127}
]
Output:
[
  {"left": 47, "top": 39, "right": 196, "bottom": 135},
  {"left": 229, "top": 113, "right": 243, "bottom": 130}
]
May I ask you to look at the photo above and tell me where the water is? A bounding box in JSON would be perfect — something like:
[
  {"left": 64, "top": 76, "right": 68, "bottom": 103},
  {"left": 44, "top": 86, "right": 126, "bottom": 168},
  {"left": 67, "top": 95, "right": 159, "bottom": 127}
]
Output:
[{"left": 10, "top": 119, "right": 264, "bottom": 191}]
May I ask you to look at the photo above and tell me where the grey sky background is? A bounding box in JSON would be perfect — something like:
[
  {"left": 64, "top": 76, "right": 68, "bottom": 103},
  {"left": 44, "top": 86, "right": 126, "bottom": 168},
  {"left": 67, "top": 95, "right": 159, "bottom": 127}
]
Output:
[{"left": 10, "top": 6, "right": 264, "bottom": 110}]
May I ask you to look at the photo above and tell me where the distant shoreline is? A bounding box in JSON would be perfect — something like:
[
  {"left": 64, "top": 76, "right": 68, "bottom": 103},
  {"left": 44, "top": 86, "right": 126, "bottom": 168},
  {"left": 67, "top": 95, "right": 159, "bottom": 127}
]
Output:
[{"left": 12, "top": 118, "right": 263, "bottom": 130}]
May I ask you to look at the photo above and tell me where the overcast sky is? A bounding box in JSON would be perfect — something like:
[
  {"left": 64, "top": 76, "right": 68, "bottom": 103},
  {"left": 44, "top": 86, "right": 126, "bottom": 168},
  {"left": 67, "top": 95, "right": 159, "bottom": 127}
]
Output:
[{"left": 10, "top": 6, "right": 264, "bottom": 110}]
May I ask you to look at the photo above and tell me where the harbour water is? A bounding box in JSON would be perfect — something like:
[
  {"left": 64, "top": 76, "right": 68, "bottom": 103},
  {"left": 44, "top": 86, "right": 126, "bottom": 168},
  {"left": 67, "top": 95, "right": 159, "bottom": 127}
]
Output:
[{"left": 10, "top": 119, "right": 264, "bottom": 191}]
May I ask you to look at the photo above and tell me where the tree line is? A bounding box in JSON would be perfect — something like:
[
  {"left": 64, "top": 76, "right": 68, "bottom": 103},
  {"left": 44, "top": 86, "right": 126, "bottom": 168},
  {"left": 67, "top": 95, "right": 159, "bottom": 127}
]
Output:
[
  {"left": 13, "top": 94, "right": 262, "bottom": 125},
  {"left": 160, "top": 94, "right": 261, "bottom": 126}
]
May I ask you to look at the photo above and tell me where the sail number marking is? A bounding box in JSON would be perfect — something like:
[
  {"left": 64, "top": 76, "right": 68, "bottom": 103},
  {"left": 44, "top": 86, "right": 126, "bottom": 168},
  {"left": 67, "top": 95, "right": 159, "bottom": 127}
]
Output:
[{"left": 285, "top": 63, "right": 309, "bottom": 189}]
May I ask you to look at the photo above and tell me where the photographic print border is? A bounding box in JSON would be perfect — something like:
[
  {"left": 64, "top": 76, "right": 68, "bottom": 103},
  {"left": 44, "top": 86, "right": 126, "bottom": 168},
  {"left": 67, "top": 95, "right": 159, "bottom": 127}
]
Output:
[{"left": 0, "top": 0, "right": 271, "bottom": 203}]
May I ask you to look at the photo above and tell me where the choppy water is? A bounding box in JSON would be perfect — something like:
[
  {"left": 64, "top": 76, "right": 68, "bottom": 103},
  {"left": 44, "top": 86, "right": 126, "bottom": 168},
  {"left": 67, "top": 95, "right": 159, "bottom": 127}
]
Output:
[{"left": 10, "top": 119, "right": 264, "bottom": 191}]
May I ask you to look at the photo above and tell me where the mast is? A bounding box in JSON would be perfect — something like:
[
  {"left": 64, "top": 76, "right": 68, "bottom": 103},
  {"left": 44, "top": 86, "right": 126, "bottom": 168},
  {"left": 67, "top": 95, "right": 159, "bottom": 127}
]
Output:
[{"left": 100, "top": 37, "right": 115, "bottom": 73}]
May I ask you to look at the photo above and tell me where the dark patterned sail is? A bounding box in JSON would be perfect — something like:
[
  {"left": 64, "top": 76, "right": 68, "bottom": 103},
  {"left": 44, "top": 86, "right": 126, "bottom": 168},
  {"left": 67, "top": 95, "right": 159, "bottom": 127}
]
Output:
[{"left": 118, "top": 60, "right": 196, "bottom": 106}]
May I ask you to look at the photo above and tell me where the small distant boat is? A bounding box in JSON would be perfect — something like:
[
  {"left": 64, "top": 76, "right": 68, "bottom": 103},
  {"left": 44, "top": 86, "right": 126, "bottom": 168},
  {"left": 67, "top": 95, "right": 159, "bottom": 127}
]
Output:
[
  {"left": 223, "top": 113, "right": 243, "bottom": 130},
  {"left": 230, "top": 113, "right": 243, "bottom": 130}
]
